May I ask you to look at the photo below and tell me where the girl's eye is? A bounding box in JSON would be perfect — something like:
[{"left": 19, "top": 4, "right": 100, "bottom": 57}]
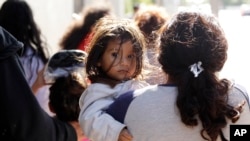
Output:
[
  {"left": 128, "top": 54, "right": 135, "bottom": 59},
  {"left": 111, "top": 52, "right": 118, "bottom": 58}
]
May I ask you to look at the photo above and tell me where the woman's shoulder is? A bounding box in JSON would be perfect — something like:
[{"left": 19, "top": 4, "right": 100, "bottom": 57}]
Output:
[
  {"left": 19, "top": 47, "right": 45, "bottom": 67},
  {"left": 231, "top": 83, "right": 249, "bottom": 96},
  {"left": 224, "top": 83, "right": 250, "bottom": 136},
  {"left": 21, "top": 46, "right": 35, "bottom": 55}
]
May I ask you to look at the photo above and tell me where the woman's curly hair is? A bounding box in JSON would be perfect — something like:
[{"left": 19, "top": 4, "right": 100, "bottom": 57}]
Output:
[{"left": 159, "top": 11, "right": 244, "bottom": 141}]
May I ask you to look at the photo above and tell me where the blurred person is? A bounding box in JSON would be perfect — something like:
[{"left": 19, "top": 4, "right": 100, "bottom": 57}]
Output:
[
  {"left": 132, "top": 3, "right": 140, "bottom": 18},
  {"left": 0, "top": 0, "right": 53, "bottom": 115},
  {"left": 133, "top": 5, "right": 169, "bottom": 85},
  {"left": 44, "top": 50, "right": 90, "bottom": 141},
  {"left": 126, "top": 3, "right": 141, "bottom": 19},
  {"left": 0, "top": 26, "right": 77, "bottom": 141},
  {"left": 59, "top": 3, "right": 113, "bottom": 51},
  {"left": 106, "top": 10, "right": 250, "bottom": 141},
  {"left": 49, "top": 74, "right": 90, "bottom": 141},
  {"left": 78, "top": 17, "right": 149, "bottom": 141}
]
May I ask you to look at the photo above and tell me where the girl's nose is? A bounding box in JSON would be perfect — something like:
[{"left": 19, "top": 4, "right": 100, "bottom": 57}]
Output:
[{"left": 120, "top": 57, "right": 130, "bottom": 66}]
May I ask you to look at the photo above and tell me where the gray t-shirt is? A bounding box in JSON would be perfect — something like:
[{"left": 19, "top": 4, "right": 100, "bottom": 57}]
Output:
[{"left": 107, "top": 83, "right": 250, "bottom": 141}]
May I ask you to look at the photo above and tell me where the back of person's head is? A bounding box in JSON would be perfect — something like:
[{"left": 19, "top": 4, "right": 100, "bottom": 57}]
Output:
[
  {"left": 159, "top": 10, "right": 228, "bottom": 83},
  {"left": 134, "top": 5, "right": 169, "bottom": 40},
  {"left": 59, "top": 3, "right": 113, "bottom": 50},
  {"left": 0, "top": 0, "right": 49, "bottom": 62},
  {"left": 159, "top": 10, "right": 242, "bottom": 140},
  {"left": 49, "top": 73, "right": 85, "bottom": 122},
  {"left": 133, "top": 3, "right": 140, "bottom": 13},
  {"left": 45, "top": 50, "right": 88, "bottom": 122},
  {"left": 85, "top": 17, "right": 145, "bottom": 83},
  {"left": 81, "top": 4, "right": 113, "bottom": 31}
]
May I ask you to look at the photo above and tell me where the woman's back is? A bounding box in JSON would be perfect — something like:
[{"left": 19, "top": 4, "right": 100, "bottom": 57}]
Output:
[{"left": 108, "top": 84, "right": 250, "bottom": 141}]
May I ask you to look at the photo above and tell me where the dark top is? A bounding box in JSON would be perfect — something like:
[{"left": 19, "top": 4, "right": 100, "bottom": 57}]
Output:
[{"left": 0, "top": 26, "right": 77, "bottom": 141}]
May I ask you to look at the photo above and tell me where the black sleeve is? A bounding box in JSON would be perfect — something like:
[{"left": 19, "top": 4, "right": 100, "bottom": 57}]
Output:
[{"left": 0, "top": 26, "right": 77, "bottom": 141}]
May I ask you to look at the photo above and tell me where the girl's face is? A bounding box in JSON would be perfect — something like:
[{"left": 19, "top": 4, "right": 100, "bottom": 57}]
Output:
[{"left": 98, "top": 39, "right": 137, "bottom": 81}]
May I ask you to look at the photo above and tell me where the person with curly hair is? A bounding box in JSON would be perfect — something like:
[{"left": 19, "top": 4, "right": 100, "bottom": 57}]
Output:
[
  {"left": 106, "top": 10, "right": 250, "bottom": 141},
  {"left": 133, "top": 5, "right": 169, "bottom": 85},
  {"left": 59, "top": 3, "right": 112, "bottom": 51}
]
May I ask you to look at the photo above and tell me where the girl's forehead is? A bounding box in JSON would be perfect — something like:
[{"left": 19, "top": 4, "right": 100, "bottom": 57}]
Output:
[
  {"left": 108, "top": 38, "right": 130, "bottom": 45},
  {"left": 106, "top": 39, "right": 133, "bottom": 51}
]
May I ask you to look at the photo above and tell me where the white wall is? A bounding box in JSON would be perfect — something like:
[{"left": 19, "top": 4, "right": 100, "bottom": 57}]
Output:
[
  {"left": 83, "top": 0, "right": 125, "bottom": 17},
  {"left": 25, "top": 0, "right": 74, "bottom": 53}
]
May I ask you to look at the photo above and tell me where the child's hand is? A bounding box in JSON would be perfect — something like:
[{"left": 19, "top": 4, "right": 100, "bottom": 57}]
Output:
[{"left": 118, "top": 128, "right": 132, "bottom": 141}]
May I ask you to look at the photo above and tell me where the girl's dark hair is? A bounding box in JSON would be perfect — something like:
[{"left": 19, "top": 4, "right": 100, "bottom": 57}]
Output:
[
  {"left": 49, "top": 73, "right": 86, "bottom": 122},
  {"left": 0, "top": 0, "right": 49, "bottom": 63},
  {"left": 60, "top": 4, "right": 111, "bottom": 50},
  {"left": 159, "top": 11, "right": 242, "bottom": 141},
  {"left": 85, "top": 17, "right": 145, "bottom": 83}
]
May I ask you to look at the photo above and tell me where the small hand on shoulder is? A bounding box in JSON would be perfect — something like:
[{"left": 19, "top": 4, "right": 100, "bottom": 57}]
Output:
[{"left": 118, "top": 128, "right": 133, "bottom": 141}]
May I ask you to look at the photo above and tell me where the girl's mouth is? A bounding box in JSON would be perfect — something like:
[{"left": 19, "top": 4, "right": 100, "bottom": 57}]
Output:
[{"left": 118, "top": 70, "right": 129, "bottom": 74}]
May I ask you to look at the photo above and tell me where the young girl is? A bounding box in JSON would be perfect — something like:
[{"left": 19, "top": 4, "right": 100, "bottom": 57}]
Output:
[{"left": 78, "top": 17, "right": 149, "bottom": 141}]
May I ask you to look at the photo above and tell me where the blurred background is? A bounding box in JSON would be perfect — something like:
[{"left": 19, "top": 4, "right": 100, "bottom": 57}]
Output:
[{"left": 0, "top": 0, "right": 250, "bottom": 91}]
